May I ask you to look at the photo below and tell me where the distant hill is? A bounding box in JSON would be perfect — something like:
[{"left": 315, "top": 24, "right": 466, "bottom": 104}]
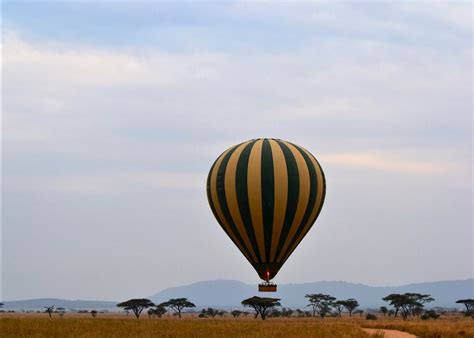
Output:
[
  {"left": 149, "top": 279, "right": 473, "bottom": 308},
  {"left": 3, "top": 298, "right": 118, "bottom": 311},
  {"left": 3, "top": 279, "right": 471, "bottom": 310}
]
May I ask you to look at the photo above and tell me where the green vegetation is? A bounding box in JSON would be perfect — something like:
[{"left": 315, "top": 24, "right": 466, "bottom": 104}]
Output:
[{"left": 116, "top": 299, "right": 155, "bottom": 319}]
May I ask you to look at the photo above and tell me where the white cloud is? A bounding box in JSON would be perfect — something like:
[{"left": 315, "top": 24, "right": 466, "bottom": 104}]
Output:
[
  {"left": 3, "top": 10, "right": 471, "bottom": 301},
  {"left": 4, "top": 31, "right": 470, "bottom": 145},
  {"left": 323, "top": 152, "right": 460, "bottom": 174},
  {"left": 47, "top": 171, "right": 204, "bottom": 195}
]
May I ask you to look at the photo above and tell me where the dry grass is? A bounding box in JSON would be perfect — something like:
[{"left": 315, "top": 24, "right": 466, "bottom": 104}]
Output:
[
  {"left": 1, "top": 314, "right": 472, "bottom": 338},
  {"left": 1, "top": 316, "right": 369, "bottom": 338},
  {"left": 362, "top": 317, "right": 474, "bottom": 338}
]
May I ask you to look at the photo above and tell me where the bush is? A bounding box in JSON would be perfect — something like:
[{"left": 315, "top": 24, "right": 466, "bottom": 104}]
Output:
[
  {"left": 421, "top": 310, "right": 440, "bottom": 320},
  {"left": 366, "top": 313, "right": 377, "bottom": 320}
]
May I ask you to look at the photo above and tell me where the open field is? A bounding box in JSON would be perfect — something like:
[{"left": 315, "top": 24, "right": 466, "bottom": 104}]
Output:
[
  {"left": 363, "top": 317, "right": 474, "bottom": 338},
  {"left": 1, "top": 314, "right": 473, "bottom": 338}
]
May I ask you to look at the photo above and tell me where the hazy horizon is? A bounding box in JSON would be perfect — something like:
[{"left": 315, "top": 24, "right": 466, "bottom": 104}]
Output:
[
  {"left": 4, "top": 277, "right": 474, "bottom": 303},
  {"left": 2, "top": 2, "right": 472, "bottom": 301}
]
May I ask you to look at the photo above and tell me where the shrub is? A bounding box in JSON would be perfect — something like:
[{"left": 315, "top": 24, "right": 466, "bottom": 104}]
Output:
[
  {"left": 366, "top": 313, "right": 377, "bottom": 320},
  {"left": 421, "top": 310, "right": 440, "bottom": 320}
]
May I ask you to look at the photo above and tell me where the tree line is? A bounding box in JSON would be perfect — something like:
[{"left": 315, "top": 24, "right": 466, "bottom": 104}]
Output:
[{"left": 28, "top": 296, "right": 474, "bottom": 319}]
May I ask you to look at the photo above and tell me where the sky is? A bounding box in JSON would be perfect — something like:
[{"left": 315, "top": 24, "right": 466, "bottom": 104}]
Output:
[{"left": 2, "top": 1, "right": 472, "bottom": 301}]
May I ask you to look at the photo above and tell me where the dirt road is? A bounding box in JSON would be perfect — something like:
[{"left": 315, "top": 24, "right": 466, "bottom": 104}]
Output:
[{"left": 363, "top": 328, "right": 417, "bottom": 338}]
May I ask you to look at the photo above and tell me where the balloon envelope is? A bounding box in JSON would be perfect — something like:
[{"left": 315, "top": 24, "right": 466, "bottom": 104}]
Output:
[{"left": 206, "top": 138, "right": 326, "bottom": 281}]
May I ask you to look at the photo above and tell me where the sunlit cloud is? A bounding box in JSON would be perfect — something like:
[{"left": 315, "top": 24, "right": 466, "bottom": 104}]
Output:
[{"left": 2, "top": 1, "right": 471, "bottom": 301}]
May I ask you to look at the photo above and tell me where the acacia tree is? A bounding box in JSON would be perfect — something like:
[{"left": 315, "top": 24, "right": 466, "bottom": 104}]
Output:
[
  {"left": 342, "top": 299, "right": 359, "bottom": 317},
  {"left": 406, "top": 293, "right": 434, "bottom": 316},
  {"left": 383, "top": 294, "right": 409, "bottom": 319},
  {"left": 117, "top": 299, "right": 155, "bottom": 318},
  {"left": 147, "top": 306, "right": 166, "bottom": 318},
  {"left": 160, "top": 298, "right": 195, "bottom": 318},
  {"left": 382, "top": 293, "right": 433, "bottom": 320},
  {"left": 241, "top": 296, "right": 281, "bottom": 320},
  {"left": 44, "top": 306, "right": 54, "bottom": 318},
  {"left": 90, "top": 310, "right": 98, "bottom": 318},
  {"left": 203, "top": 308, "right": 219, "bottom": 318},
  {"left": 456, "top": 299, "right": 474, "bottom": 316},
  {"left": 305, "top": 294, "right": 336, "bottom": 318},
  {"left": 231, "top": 310, "right": 242, "bottom": 318},
  {"left": 332, "top": 301, "right": 345, "bottom": 317},
  {"left": 154, "top": 305, "right": 167, "bottom": 318}
]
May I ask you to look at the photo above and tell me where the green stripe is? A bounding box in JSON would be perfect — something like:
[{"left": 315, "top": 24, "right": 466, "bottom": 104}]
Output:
[
  {"left": 215, "top": 145, "right": 254, "bottom": 262},
  {"left": 279, "top": 142, "right": 318, "bottom": 262},
  {"left": 274, "top": 139, "right": 300, "bottom": 260},
  {"left": 206, "top": 158, "right": 220, "bottom": 224},
  {"left": 261, "top": 139, "right": 274, "bottom": 263},
  {"left": 206, "top": 158, "right": 254, "bottom": 265},
  {"left": 280, "top": 151, "right": 327, "bottom": 266},
  {"left": 235, "top": 140, "right": 262, "bottom": 263},
  {"left": 309, "top": 154, "right": 327, "bottom": 226}
]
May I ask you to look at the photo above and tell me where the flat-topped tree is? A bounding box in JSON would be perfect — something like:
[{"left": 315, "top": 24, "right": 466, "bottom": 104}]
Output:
[
  {"left": 305, "top": 294, "right": 336, "bottom": 318},
  {"left": 340, "top": 298, "right": 359, "bottom": 317},
  {"left": 154, "top": 305, "right": 167, "bottom": 318},
  {"left": 204, "top": 308, "right": 219, "bottom": 318},
  {"left": 456, "top": 299, "right": 474, "bottom": 316},
  {"left": 117, "top": 299, "right": 155, "bottom": 318},
  {"left": 405, "top": 293, "right": 434, "bottom": 316},
  {"left": 159, "top": 298, "right": 195, "bottom": 318},
  {"left": 382, "top": 293, "right": 433, "bottom": 320},
  {"left": 44, "top": 306, "right": 54, "bottom": 318},
  {"left": 231, "top": 310, "right": 242, "bottom": 318},
  {"left": 241, "top": 296, "right": 281, "bottom": 320},
  {"left": 332, "top": 301, "right": 345, "bottom": 317},
  {"left": 147, "top": 305, "right": 166, "bottom": 318}
]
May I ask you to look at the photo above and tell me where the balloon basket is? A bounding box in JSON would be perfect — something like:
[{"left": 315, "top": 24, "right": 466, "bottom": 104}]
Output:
[{"left": 258, "top": 282, "right": 277, "bottom": 292}]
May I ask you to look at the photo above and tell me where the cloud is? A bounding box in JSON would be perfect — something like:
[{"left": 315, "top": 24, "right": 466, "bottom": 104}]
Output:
[
  {"left": 4, "top": 31, "right": 470, "bottom": 147},
  {"left": 47, "top": 171, "right": 204, "bottom": 196},
  {"left": 2, "top": 2, "right": 472, "bottom": 301},
  {"left": 323, "top": 152, "right": 460, "bottom": 174},
  {"left": 3, "top": 30, "right": 470, "bottom": 194}
]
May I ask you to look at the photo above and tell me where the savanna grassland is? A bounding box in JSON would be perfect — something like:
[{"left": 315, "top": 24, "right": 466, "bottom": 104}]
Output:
[{"left": 1, "top": 314, "right": 473, "bottom": 338}]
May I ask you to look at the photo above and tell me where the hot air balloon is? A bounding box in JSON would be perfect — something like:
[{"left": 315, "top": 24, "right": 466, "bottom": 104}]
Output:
[{"left": 206, "top": 138, "right": 326, "bottom": 292}]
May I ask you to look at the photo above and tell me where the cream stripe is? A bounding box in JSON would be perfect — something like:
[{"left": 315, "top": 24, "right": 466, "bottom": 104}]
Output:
[
  {"left": 277, "top": 141, "right": 311, "bottom": 262},
  {"left": 210, "top": 147, "right": 253, "bottom": 263},
  {"left": 225, "top": 141, "right": 259, "bottom": 262},
  {"left": 247, "top": 139, "right": 265, "bottom": 262},
  {"left": 269, "top": 139, "right": 288, "bottom": 262},
  {"left": 280, "top": 147, "right": 325, "bottom": 264}
]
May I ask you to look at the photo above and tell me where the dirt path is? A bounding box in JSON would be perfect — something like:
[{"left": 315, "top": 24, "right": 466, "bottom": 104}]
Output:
[{"left": 363, "top": 328, "right": 417, "bottom": 338}]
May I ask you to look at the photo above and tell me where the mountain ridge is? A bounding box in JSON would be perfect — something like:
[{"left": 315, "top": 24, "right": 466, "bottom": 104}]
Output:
[
  {"left": 3, "top": 278, "right": 472, "bottom": 310},
  {"left": 149, "top": 278, "right": 473, "bottom": 308}
]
